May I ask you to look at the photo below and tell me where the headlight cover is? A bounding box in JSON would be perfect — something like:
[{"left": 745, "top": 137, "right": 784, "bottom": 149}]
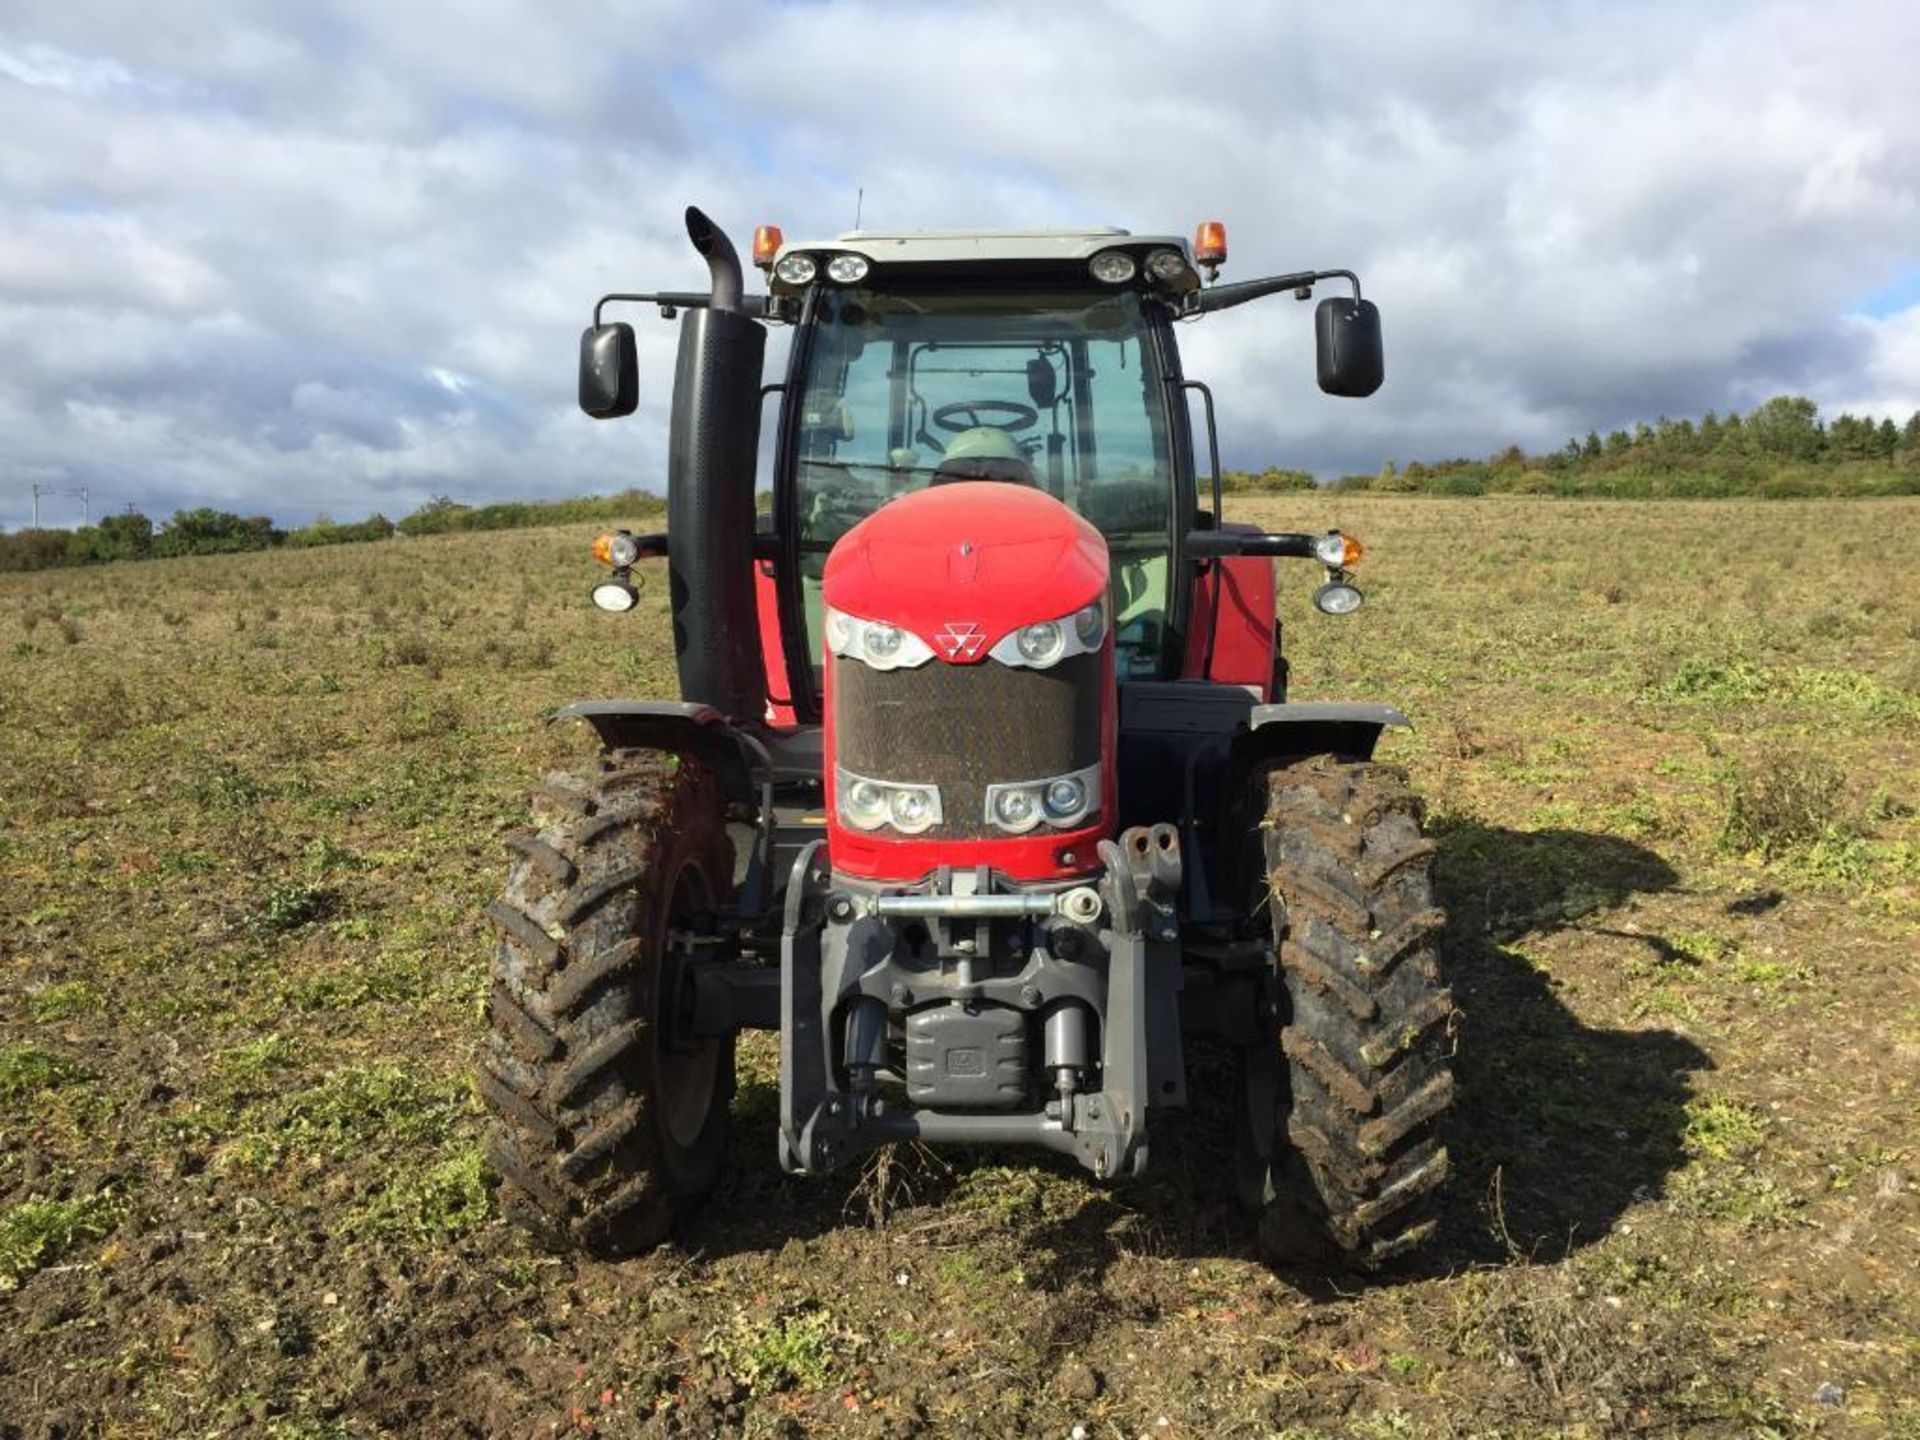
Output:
[
  {"left": 774, "top": 252, "right": 818, "bottom": 285},
  {"left": 824, "top": 606, "right": 937, "bottom": 671},
  {"left": 986, "top": 597, "right": 1105, "bottom": 669},
  {"left": 984, "top": 762, "right": 1101, "bottom": 834},
  {"left": 835, "top": 766, "right": 942, "bottom": 835},
  {"left": 825, "top": 253, "right": 870, "bottom": 283}
]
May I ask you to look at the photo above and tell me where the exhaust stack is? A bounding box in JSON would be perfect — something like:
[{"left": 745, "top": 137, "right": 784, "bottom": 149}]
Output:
[
  {"left": 666, "top": 207, "right": 767, "bottom": 722},
  {"left": 685, "top": 206, "right": 746, "bottom": 315}
]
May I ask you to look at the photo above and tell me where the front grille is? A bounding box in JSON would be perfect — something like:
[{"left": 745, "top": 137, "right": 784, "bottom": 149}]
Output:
[{"left": 833, "top": 652, "right": 1101, "bottom": 839}]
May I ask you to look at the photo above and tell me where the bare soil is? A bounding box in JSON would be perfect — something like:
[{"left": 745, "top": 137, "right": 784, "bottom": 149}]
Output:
[{"left": 2, "top": 497, "right": 1916, "bottom": 1437}]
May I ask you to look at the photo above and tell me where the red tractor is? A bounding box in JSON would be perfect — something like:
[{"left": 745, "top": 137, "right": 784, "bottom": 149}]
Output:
[{"left": 480, "top": 209, "right": 1453, "bottom": 1267}]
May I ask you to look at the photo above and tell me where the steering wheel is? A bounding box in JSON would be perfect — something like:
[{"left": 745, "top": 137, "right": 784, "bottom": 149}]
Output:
[{"left": 932, "top": 400, "right": 1039, "bottom": 435}]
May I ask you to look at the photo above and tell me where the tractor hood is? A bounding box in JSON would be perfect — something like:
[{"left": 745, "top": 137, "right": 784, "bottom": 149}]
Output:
[{"left": 822, "top": 482, "right": 1108, "bottom": 658}]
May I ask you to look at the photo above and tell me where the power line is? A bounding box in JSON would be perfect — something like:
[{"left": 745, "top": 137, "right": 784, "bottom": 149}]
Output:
[{"left": 26, "top": 483, "right": 97, "bottom": 528}]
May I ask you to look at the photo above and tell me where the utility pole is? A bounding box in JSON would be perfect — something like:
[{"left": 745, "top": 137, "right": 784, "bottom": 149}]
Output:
[{"left": 73, "top": 486, "right": 89, "bottom": 524}]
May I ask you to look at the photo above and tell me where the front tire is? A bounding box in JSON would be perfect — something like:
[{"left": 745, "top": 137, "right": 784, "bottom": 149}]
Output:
[
  {"left": 478, "top": 751, "right": 734, "bottom": 1255},
  {"left": 1255, "top": 755, "right": 1455, "bottom": 1266}
]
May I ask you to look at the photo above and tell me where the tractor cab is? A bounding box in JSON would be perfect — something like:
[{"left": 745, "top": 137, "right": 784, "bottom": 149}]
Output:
[{"left": 770, "top": 238, "right": 1193, "bottom": 694}]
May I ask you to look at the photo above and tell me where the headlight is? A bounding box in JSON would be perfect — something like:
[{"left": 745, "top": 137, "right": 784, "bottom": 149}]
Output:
[
  {"left": 1043, "top": 776, "right": 1087, "bottom": 821},
  {"left": 1313, "top": 580, "right": 1366, "bottom": 616},
  {"left": 992, "top": 787, "right": 1040, "bottom": 834},
  {"left": 864, "top": 623, "right": 904, "bottom": 662},
  {"left": 1145, "top": 248, "right": 1189, "bottom": 282},
  {"left": 774, "top": 253, "right": 818, "bottom": 285},
  {"left": 836, "top": 767, "right": 942, "bottom": 834},
  {"left": 1016, "top": 621, "right": 1065, "bottom": 667},
  {"left": 888, "top": 787, "right": 936, "bottom": 834},
  {"left": 985, "top": 763, "right": 1101, "bottom": 834},
  {"left": 590, "top": 580, "right": 637, "bottom": 613},
  {"left": 844, "top": 777, "right": 889, "bottom": 828},
  {"left": 823, "top": 606, "right": 936, "bottom": 670},
  {"left": 986, "top": 597, "right": 1106, "bottom": 669},
  {"left": 1312, "top": 531, "right": 1365, "bottom": 568},
  {"left": 1089, "top": 250, "right": 1137, "bottom": 284},
  {"left": 1074, "top": 600, "right": 1105, "bottom": 648},
  {"left": 825, "top": 253, "right": 870, "bottom": 283}
]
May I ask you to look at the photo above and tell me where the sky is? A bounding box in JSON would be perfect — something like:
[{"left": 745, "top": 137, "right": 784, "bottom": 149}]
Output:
[{"left": 2, "top": 0, "right": 1917, "bottom": 530}]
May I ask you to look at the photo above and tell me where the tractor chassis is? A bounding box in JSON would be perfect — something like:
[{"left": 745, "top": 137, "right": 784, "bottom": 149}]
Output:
[{"left": 768, "top": 828, "right": 1265, "bottom": 1183}]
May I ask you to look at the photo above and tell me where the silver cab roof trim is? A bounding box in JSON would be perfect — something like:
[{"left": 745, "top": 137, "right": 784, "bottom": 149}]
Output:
[{"left": 773, "top": 229, "right": 1193, "bottom": 268}]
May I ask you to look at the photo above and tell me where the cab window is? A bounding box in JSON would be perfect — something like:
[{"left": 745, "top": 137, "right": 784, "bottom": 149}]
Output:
[{"left": 791, "top": 287, "right": 1177, "bottom": 679}]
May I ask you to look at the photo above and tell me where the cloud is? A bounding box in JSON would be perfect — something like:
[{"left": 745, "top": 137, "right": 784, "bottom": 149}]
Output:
[{"left": 1, "top": 0, "right": 1917, "bottom": 530}]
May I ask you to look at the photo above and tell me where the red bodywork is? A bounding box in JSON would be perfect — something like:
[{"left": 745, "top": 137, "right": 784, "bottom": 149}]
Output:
[
  {"left": 822, "top": 482, "right": 1114, "bottom": 884},
  {"left": 1180, "top": 524, "right": 1279, "bottom": 694},
  {"left": 754, "top": 557, "right": 798, "bottom": 727}
]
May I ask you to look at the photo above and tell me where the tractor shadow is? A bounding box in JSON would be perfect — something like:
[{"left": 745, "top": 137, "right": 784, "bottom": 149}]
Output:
[{"left": 683, "top": 823, "right": 1711, "bottom": 1289}]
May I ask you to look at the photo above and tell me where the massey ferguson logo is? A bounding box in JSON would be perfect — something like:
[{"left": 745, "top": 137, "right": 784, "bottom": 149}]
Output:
[{"left": 936, "top": 621, "right": 985, "bottom": 660}]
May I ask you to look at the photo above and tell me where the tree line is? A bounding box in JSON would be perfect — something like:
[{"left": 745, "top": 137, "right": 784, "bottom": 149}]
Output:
[
  {"left": 1320, "top": 395, "right": 1920, "bottom": 497},
  {"left": 0, "top": 490, "right": 667, "bottom": 574},
  {"left": 6, "top": 396, "right": 1916, "bottom": 572}
]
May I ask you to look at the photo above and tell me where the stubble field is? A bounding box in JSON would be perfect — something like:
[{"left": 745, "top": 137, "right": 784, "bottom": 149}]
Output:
[{"left": 2, "top": 496, "right": 1917, "bottom": 1438}]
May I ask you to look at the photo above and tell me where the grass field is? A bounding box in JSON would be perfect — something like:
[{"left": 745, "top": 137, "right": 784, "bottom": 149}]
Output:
[{"left": 3, "top": 496, "right": 1917, "bottom": 1438}]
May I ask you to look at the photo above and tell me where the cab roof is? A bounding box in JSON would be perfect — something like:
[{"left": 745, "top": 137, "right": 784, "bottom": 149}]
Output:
[{"left": 774, "top": 228, "right": 1194, "bottom": 267}]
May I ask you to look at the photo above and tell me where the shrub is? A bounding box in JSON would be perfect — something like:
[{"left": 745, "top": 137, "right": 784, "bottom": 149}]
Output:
[{"left": 1721, "top": 747, "right": 1853, "bottom": 856}]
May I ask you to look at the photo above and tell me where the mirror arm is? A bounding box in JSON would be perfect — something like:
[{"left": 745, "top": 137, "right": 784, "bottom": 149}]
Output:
[
  {"left": 1188, "top": 268, "right": 1362, "bottom": 317},
  {"left": 1183, "top": 530, "right": 1320, "bottom": 559},
  {"left": 593, "top": 291, "right": 776, "bottom": 324}
]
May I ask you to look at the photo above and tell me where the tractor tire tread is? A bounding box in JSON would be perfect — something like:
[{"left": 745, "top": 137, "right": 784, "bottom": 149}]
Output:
[
  {"left": 479, "top": 753, "right": 731, "bottom": 1258},
  {"left": 1261, "top": 754, "right": 1455, "bottom": 1268}
]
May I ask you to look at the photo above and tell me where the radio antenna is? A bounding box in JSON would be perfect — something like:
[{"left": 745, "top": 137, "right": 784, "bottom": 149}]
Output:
[{"left": 854, "top": 187, "right": 864, "bottom": 231}]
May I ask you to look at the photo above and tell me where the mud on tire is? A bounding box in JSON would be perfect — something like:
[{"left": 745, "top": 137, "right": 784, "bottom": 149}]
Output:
[
  {"left": 1258, "top": 755, "right": 1454, "bottom": 1266},
  {"left": 478, "top": 751, "right": 734, "bottom": 1255}
]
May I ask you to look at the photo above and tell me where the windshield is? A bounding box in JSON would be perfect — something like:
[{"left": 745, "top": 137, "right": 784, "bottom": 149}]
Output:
[{"left": 791, "top": 286, "right": 1177, "bottom": 679}]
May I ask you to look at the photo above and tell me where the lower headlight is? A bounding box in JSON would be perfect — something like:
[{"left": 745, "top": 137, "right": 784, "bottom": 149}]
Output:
[
  {"left": 591, "top": 580, "right": 638, "bottom": 613},
  {"left": 992, "top": 787, "right": 1040, "bottom": 834},
  {"left": 1312, "top": 580, "right": 1365, "bottom": 615},
  {"left": 1043, "top": 776, "right": 1087, "bottom": 821},
  {"left": 889, "top": 787, "right": 936, "bottom": 834},
  {"left": 836, "top": 767, "right": 943, "bottom": 834},
  {"left": 985, "top": 763, "right": 1100, "bottom": 833}
]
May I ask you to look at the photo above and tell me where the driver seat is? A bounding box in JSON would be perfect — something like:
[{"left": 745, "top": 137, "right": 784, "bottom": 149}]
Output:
[{"left": 930, "top": 425, "right": 1035, "bottom": 487}]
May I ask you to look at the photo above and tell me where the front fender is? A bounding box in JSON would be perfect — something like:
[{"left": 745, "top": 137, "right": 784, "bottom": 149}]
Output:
[
  {"left": 1242, "top": 700, "right": 1410, "bottom": 763},
  {"left": 555, "top": 700, "right": 758, "bottom": 805}
]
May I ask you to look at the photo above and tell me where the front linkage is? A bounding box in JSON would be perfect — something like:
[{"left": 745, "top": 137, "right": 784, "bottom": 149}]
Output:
[{"left": 777, "top": 826, "right": 1190, "bottom": 1182}]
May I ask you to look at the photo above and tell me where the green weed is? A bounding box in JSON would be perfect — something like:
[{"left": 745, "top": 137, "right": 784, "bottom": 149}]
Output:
[
  {"left": 1720, "top": 747, "right": 1853, "bottom": 856},
  {"left": 0, "top": 1191, "right": 124, "bottom": 1290},
  {"left": 26, "top": 981, "right": 104, "bottom": 1021},
  {"left": 226, "top": 1065, "right": 465, "bottom": 1170},
  {"left": 1668, "top": 1168, "right": 1805, "bottom": 1230},
  {"left": 704, "top": 1302, "right": 858, "bottom": 1395},
  {"left": 0, "top": 1045, "right": 85, "bottom": 1104},
  {"left": 1663, "top": 929, "right": 1737, "bottom": 968},
  {"left": 254, "top": 880, "right": 339, "bottom": 934},
  {"left": 345, "top": 1145, "right": 494, "bottom": 1240},
  {"left": 1682, "top": 1095, "right": 1767, "bottom": 1160}
]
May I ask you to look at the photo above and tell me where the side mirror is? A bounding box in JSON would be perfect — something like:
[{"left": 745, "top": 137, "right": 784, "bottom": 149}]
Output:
[
  {"left": 579, "top": 322, "right": 638, "bottom": 418},
  {"left": 1026, "top": 357, "right": 1059, "bottom": 409},
  {"left": 1315, "top": 297, "right": 1383, "bottom": 398}
]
